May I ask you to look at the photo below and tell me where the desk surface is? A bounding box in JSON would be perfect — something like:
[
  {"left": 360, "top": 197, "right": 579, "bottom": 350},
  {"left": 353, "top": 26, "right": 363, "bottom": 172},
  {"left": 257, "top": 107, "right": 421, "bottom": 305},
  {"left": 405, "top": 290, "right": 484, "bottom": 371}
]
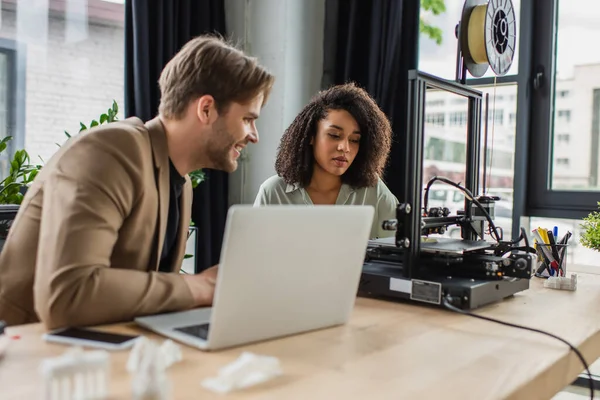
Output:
[{"left": 2, "top": 273, "right": 600, "bottom": 400}]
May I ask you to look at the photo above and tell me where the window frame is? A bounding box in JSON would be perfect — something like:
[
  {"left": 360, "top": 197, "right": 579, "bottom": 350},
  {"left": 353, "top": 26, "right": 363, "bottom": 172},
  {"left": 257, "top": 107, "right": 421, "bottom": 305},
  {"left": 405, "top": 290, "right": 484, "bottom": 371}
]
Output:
[
  {"left": 0, "top": 37, "right": 26, "bottom": 159},
  {"left": 525, "top": 0, "right": 600, "bottom": 219}
]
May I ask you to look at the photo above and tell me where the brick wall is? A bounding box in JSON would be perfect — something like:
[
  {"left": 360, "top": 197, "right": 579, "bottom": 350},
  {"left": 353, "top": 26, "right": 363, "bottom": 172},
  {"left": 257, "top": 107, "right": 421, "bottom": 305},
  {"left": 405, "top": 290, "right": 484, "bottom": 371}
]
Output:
[{"left": 1, "top": 7, "right": 124, "bottom": 163}]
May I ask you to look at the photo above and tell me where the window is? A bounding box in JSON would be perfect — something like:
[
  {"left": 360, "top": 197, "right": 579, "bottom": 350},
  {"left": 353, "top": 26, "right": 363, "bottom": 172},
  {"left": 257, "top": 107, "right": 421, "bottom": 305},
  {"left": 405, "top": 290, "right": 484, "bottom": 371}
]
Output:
[
  {"left": 556, "top": 133, "right": 570, "bottom": 144},
  {"left": 509, "top": 113, "right": 517, "bottom": 126},
  {"left": 451, "top": 97, "right": 467, "bottom": 105},
  {"left": 495, "top": 204, "right": 512, "bottom": 219},
  {"left": 0, "top": 0, "right": 125, "bottom": 177},
  {"left": 426, "top": 99, "right": 445, "bottom": 107},
  {"left": 556, "top": 110, "right": 571, "bottom": 123},
  {"left": 488, "top": 109, "right": 504, "bottom": 125},
  {"left": 426, "top": 137, "right": 445, "bottom": 161},
  {"left": 528, "top": 0, "right": 600, "bottom": 220},
  {"left": 449, "top": 111, "right": 467, "bottom": 127},
  {"left": 430, "top": 189, "right": 447, "bottom": 201},
  {"left": 425, "top": 112, "right": 445, "bottom": 127}
]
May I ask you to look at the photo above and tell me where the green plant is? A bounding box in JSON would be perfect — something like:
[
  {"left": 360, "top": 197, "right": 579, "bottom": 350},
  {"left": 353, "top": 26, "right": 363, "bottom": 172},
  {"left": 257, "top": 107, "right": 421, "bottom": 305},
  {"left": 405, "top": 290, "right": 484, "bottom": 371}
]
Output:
[
  {"left": 60, "top": 100, "right": 120, "bottom": 146},
  {"left": 421, "top": 0, "right": 446, "bottom": 45},
  {"left": 0, "top": 101, "right": 206, "bottom": 205},
  {"left": 63, "top": 101, "right": 205, "bottom": 188},
  {"left": 580, "top": 202, "right": 600, "bottom": 251},
  {"left": 0, "top": 137, "right": 41, "bottom": 204}
]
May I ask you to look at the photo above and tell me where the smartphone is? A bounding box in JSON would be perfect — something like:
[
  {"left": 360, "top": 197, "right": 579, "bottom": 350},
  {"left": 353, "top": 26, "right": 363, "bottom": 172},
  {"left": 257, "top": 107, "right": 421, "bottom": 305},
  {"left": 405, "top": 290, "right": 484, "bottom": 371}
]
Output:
[{"left": 43, "top": 327, "right": 140, "bottom": 351}]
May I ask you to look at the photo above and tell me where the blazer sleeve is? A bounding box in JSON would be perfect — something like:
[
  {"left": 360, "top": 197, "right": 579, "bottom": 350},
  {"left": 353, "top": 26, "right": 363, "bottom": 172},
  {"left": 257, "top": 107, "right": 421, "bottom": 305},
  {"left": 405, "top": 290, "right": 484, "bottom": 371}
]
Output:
[{"left": 34, "top": 136, "right": 194, "bottom": 330}]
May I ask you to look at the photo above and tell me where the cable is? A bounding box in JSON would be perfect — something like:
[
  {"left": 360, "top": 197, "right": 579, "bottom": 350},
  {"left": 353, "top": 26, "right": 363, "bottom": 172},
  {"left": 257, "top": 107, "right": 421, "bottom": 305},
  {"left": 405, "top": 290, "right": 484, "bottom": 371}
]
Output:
[
  {"left": 442, "top": 297, "right": 595, "bottom": 400},
  {"left": 423, "top": 176, "right": 502, "bottom": 242}
]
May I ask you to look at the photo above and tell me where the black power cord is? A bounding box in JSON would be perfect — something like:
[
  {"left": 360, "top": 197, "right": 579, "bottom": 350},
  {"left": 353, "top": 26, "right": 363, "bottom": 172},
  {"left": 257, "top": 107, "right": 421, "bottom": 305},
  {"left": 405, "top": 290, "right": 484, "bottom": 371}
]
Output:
[
  {"left": 423, "top": 176, "right": 502, "bottom": 242},
  {"left": 442, "top": 297, "right": 595, "bottom": 399}
]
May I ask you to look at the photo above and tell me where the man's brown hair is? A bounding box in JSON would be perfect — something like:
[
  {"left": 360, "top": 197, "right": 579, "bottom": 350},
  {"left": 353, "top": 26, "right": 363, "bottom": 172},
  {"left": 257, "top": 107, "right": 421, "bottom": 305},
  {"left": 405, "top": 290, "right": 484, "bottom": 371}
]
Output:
[{"left": 158, "top": 35, "right": 274, "bottom": 119}]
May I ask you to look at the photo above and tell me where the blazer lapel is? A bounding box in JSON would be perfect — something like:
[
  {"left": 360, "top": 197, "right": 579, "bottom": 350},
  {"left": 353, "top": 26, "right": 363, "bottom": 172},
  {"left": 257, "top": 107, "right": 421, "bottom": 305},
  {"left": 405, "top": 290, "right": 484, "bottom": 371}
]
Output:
[
  {"left": 169, "top": 177, "right": 193, "bottom": 272},
  {"left": 146, "top": 117, "right": 170, "bottom": 271}
]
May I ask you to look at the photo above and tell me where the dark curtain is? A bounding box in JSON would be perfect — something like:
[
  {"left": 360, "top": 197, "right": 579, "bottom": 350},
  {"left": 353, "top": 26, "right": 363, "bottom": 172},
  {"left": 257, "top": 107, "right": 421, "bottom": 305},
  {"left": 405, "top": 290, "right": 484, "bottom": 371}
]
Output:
[
  {"left": 125, "top": 0, "right": 228, "bottom": 272},
  {"left": 322, "top": 0, "right": 420, "bottom": 201}
]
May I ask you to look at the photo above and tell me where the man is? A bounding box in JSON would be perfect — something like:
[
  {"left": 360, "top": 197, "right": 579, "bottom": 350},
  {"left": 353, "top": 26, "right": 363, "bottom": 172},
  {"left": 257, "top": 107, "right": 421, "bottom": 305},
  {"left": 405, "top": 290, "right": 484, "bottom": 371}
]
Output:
[{"left": 0, "top": 36, "right": 275, "bottom": 329}]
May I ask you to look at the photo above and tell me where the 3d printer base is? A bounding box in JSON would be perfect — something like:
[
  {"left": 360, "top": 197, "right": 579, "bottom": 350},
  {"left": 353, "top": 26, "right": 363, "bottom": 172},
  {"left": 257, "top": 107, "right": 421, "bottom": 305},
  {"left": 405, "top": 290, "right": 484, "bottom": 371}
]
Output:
[{"left": 358, "top": 261, "right": 530, "bottom": 310}]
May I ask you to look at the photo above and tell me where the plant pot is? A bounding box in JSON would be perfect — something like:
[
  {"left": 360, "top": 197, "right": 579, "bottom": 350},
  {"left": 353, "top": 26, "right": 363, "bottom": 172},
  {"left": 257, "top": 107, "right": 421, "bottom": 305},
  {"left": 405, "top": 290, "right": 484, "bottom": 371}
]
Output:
[{"left": 0, "top": 205, "right": 19, "bottom": 254}]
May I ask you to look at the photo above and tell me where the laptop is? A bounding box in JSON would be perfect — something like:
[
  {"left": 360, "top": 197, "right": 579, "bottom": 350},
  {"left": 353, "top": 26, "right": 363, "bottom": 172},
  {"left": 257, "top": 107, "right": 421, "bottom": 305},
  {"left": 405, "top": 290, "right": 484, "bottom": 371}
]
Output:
[{"left": 135, "top": 204, "right": 374, "bottom": 351}]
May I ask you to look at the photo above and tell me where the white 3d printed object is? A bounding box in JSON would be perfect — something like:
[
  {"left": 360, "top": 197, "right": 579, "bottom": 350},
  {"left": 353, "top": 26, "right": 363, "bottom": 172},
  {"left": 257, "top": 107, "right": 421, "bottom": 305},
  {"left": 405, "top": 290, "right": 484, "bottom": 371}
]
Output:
[
  {"left": 544, "top": 273, "right": 577, "bottom": 291},
  {"left": 39, "top": 346, "right": 110, "bottom": 400},
  {"left": 127, "top": 337, "right": 182, "bottom": 400},
  {"left": 202, "top": 352, "right": 283, "bottom": 394}
]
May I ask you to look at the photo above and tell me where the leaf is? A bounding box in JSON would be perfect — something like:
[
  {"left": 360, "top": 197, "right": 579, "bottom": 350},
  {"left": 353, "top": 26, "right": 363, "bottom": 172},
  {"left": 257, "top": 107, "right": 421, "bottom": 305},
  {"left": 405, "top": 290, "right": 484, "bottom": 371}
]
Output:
[
  {"left": 90, "top": 120, "right": 99, "bottom": 128},
  {"left": 420, "top": 0, "right": 446, "bottom": 45},
  {"left": 581, "top": 202, "right": 600, "bottom": 251},
  {"left": 112, "top": 100, "right": 118, "bottom": 114},
  {"left": 107, "top": 109, "right": 116, "bottom": 123},
  {"left": 189, "top": 169, "right": 206, "bottom": 188},
  {"left": 184, "top": 254, "right": 193, "bottom": 259},
  {"left": 28, "top": 169, "right": 39, "bottom": 181},
  {"left": 64, "top": 130, "right": 71, "bottom": 138},
  {"left": 100, "top": 114, "right": 108, "bottom": 124},
  {"left": 79, "top": 122, "right": 87, "bottom": 132}
]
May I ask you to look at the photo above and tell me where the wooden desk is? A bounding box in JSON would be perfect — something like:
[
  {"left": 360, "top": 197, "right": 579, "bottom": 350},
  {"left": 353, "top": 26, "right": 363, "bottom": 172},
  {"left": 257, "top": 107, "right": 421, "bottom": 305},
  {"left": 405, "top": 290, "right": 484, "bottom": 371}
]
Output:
[{"left": 2, "top": 273, "right": 600, "bottom": 400}]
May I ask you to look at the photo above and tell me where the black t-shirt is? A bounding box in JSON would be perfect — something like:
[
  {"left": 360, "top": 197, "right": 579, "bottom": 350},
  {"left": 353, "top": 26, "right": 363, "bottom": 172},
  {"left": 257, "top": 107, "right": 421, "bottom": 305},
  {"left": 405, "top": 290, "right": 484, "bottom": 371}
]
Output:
[{"left": 158, "top": 160, "right": 186, "bottom": 272}]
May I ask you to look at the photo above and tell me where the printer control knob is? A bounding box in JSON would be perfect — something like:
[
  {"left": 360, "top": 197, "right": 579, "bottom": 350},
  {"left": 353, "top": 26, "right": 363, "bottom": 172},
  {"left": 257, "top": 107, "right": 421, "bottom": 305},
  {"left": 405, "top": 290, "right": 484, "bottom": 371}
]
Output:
[{"left": 514, "top": 258, "right": 527, "bottom": 270}]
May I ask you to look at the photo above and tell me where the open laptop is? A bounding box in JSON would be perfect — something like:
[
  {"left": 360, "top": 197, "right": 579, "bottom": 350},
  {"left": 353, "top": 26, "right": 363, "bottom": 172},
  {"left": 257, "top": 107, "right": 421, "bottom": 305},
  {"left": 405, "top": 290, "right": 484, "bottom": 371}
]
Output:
[{"left": 135, "top": 204, "right": 374, "bottom": 351}]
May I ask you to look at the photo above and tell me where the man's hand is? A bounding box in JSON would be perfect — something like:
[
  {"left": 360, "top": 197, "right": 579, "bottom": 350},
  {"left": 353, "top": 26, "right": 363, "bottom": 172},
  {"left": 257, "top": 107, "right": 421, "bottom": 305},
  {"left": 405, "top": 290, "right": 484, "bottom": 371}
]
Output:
[{"left": 182, "top": 265, "right": 219, "bottom": 307}]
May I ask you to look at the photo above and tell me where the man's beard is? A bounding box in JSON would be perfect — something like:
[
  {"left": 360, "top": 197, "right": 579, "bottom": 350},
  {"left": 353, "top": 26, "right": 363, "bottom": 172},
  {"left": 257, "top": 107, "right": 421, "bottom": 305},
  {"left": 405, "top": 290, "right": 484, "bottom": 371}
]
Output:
[{"left": 205, "top": 123, "right": 239, "bottom": 173}]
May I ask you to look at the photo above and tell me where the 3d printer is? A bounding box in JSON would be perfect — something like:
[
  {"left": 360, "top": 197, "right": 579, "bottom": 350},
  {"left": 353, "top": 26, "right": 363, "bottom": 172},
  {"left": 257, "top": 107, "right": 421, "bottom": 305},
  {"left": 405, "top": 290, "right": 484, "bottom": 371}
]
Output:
[{"left": 358, "top": 0, "right": 535, "bottom": 310}]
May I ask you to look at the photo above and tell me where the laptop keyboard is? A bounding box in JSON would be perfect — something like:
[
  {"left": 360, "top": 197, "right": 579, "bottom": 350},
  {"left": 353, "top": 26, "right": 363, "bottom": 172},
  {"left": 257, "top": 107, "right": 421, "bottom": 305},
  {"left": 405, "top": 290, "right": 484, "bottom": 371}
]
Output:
[{"left": 174, "top": 323, "right": 210, "bottom": 340}]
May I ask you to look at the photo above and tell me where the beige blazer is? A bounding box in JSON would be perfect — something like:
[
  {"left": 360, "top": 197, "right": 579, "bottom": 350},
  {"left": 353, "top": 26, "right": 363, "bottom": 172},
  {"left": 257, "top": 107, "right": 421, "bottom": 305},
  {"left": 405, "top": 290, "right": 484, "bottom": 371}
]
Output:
[{"left": 0, "top": 117, "right": 195, "bottom": 329}]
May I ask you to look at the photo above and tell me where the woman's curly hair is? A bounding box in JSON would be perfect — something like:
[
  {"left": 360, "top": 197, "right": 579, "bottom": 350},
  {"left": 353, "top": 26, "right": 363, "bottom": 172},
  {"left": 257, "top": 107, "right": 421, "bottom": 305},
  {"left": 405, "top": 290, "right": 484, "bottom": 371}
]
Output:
[{"left": 275, "top": 82, "right": 392, "bottom": 188}]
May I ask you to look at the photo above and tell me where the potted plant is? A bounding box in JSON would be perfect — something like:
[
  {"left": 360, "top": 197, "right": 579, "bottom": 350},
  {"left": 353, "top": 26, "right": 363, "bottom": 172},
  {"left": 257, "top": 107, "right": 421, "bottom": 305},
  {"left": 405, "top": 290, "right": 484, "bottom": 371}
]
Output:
[
  {"left": 580, "top": 202, "right": 600, "bottom": 252},
  {"left": 0, "top": 137, "right": 40, "bottom": 250}
]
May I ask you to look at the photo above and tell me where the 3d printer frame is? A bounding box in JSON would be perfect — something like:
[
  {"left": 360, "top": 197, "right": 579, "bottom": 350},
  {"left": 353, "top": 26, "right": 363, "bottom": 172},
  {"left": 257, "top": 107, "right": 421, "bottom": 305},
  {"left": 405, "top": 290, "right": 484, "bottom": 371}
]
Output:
[{"left": 394, "top": 69, "right": 483, "bottom": 280}]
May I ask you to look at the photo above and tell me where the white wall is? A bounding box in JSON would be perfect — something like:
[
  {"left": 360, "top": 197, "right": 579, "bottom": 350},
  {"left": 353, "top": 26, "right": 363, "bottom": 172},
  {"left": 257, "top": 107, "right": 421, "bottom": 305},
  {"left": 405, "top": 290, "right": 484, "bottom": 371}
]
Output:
[
  {"left": 0, "top": 6, "right": 124, "bottom": 164},
  {"left": 225, "top": 0, "right": 325, "bottom": 205}
]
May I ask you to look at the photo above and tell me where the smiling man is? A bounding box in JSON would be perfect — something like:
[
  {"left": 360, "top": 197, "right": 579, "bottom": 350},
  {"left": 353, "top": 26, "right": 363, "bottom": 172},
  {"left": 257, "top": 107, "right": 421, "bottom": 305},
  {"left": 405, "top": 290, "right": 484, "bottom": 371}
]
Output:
[{"left": 0, "top": 36, "right": 275, "bottom": 329}]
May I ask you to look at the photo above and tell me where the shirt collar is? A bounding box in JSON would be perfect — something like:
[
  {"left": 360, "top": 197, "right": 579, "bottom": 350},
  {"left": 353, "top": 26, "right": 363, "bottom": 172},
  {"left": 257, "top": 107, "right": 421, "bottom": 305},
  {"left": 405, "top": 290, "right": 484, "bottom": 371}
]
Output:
[
  {"left": 285, "top": 182, "right": 357, "bottom": 196},
  {"left": 285, "top": 182, "right": 301, "bottom": 193}
]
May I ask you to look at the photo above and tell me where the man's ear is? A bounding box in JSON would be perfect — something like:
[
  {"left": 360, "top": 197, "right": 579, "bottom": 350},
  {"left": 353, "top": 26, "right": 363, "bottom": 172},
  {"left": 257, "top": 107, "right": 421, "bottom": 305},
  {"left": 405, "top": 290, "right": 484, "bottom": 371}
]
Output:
[{"left": 196, "top": 95, "right": 217, "bottom": 124}]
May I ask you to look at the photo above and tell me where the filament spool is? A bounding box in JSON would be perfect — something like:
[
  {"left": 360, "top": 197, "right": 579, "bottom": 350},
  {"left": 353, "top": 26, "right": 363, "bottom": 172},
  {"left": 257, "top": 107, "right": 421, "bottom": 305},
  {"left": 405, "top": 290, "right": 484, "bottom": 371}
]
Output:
[{"left": 458, "top": 0, "right": 516, "bottom": 77}]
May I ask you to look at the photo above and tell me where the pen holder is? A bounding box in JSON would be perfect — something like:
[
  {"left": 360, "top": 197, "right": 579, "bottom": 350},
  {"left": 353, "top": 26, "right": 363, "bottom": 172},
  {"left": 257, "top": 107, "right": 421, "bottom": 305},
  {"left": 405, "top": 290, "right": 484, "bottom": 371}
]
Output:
[{"left": 534, "top": 243, "right": 569, "bottom": 278}]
